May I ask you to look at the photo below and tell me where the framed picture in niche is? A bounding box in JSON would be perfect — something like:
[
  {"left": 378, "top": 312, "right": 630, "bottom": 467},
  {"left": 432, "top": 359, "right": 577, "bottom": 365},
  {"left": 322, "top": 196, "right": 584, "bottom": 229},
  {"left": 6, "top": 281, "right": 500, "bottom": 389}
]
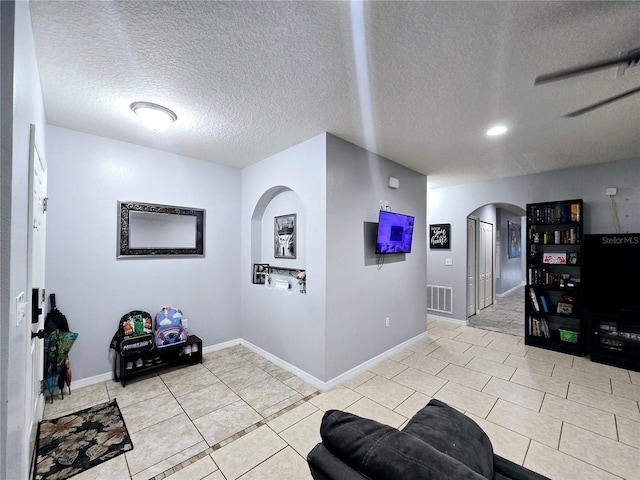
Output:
[
  {"left": 252, "top": 264, "right": 270, "bottom": 284},
  {"left": 429, "top": 224, "right": 450, "bottom": 249},
  {"left": 274, "top": 214, "right": 296, "bottom": 259}
]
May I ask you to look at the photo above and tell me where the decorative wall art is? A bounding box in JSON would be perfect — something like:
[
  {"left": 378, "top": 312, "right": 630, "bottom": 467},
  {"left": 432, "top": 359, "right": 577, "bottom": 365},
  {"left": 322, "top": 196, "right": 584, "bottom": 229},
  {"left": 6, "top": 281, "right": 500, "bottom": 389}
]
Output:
[
  {"left": 274, "top": 213, "right": 296, "bottom": 259},
  {"left": 508, "top": 221, "right": 521, "bottom": 259},
  {"left": 429, "top": 224, "right": 450, "bottom": 249},
  {"left": 117, "top": 201, "right": 205, "bottom": 258},
  {"left": 252, "top": 264, "right": 270, "bottom": 284}
]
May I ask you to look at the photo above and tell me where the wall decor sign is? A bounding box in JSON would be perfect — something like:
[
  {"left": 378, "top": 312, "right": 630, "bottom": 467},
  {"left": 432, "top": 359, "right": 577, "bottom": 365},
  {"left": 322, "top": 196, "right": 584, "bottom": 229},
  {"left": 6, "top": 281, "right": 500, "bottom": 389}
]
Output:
[
  {"left": 274, "top": 213, "right": 296, "bottom": 259},
  {"left": 508, "top": 220, "right": 521, "bottom": 259},
  {"left": 429, "top": 224, "right": 450, "bottom": 249}
]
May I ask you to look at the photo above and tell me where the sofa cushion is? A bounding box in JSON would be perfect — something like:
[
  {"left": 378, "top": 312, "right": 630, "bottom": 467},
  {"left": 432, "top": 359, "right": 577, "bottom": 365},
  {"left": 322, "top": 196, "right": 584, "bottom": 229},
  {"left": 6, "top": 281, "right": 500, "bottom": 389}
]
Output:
[
  {"left": 320, "top": 409, "right": 486, "bottom": 480},
  {"left": 402, "top": 399, "right": 494, "bottom": 479}
]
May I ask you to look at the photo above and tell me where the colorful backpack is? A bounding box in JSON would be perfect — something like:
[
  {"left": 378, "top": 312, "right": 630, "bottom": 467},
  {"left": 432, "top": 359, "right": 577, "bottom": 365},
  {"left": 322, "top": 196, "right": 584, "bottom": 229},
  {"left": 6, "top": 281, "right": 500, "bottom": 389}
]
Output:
[
  {"left": 110, "top": 310, "right": 155, "bottom": 355},
  {"left": 155, "top": 307, "right": 188, "bottom": 348}
]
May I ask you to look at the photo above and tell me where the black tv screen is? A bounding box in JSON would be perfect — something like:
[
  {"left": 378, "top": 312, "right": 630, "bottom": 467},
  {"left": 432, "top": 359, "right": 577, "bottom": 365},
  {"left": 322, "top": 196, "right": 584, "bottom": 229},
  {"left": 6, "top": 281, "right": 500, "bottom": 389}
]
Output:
[{"left": 375, "top": 210, "right": 415, "bottom": 254}]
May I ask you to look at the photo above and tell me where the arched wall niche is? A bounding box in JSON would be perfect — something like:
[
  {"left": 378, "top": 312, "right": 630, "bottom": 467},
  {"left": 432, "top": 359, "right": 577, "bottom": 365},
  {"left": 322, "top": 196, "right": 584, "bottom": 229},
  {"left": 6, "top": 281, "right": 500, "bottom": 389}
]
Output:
[{"left": 251, "top": 185, "right": 306, "bottom": 268}]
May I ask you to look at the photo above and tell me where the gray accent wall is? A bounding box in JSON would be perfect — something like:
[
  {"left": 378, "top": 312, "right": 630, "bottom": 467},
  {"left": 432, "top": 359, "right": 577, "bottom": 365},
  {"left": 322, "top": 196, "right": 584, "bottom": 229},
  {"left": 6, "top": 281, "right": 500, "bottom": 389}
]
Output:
[
  {"left": 240, "top": 133, "right": 427, "bottom": 382},
  {"left": 427, "top": 158, "right": 640, "bottom": 322},
  {"left": 325, "top": 135, "right": 427, "bottom": 380},
  {"left": 240, "top": 133, "right": 327, "bottom": 380},
  {"left": 45, "top": 126, "right": 243, "bottom": 381}
]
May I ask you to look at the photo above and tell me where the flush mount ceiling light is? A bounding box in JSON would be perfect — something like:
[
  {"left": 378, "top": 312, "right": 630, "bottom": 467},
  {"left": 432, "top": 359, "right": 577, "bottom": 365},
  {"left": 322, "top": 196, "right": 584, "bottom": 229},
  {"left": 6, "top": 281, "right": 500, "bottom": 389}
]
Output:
[
  {"left": 130, "top": 101, "right": 177, "bottom": 131},
  {"left": 486, "top": 125, "right": 508, "bottom": 136}
]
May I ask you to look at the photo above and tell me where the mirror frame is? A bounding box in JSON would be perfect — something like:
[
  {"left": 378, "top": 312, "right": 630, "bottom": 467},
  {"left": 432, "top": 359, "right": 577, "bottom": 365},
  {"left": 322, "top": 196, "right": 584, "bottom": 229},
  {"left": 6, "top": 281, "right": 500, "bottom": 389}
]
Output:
[{"left": 118, "top": 201, "right": 205, "bottom": 258}]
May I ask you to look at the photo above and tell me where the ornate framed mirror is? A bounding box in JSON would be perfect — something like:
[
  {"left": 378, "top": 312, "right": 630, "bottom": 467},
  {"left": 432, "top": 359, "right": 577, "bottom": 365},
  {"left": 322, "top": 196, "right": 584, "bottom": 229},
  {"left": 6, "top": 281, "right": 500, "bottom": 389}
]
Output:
[{"left": 118, "top": 201, "right": 205, "bottom": 257}]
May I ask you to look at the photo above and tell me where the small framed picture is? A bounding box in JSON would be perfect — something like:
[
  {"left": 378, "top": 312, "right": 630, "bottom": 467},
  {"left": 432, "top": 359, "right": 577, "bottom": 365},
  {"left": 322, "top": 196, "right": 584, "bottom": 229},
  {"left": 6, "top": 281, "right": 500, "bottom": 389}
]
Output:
[
  {"left": 557, "top": 302, "right": 573, "bottom": 315},
  {"left": 274, "top": 214, "right": 296, "bottom": 259},
  {"left": 568, "top": 252, "right": 580, "bottom": 265},
  {"left": 542, "top": 252, "right": 567, "bottom": 264},
  {"left": 252, "top": 264, "right": 270, "bottom": 284},
  {"left": 429, "top": 224, "right": 450, "bottom": 249}
]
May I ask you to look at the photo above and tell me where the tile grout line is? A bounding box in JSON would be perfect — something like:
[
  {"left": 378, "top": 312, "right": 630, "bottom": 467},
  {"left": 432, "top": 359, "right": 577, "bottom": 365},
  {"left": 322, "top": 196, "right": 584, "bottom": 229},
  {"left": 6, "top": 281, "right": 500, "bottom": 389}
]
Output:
[{"left": 148, "top": 391, "right": 320, "bottom": 480}]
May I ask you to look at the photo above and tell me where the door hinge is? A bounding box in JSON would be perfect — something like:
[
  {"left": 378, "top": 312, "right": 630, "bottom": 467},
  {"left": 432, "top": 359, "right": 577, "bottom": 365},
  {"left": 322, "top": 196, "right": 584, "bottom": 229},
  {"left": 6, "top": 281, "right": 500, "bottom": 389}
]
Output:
[{"left": 42, "top": 197, "right": 48, "bottom": 212}]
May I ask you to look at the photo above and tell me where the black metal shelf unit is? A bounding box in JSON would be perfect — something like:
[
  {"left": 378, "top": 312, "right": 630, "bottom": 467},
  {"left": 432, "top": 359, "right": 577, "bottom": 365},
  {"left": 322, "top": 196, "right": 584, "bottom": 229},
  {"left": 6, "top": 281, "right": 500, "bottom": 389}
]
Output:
[{"left": 524, "top": 199, "right": 588, "bottom": 356}]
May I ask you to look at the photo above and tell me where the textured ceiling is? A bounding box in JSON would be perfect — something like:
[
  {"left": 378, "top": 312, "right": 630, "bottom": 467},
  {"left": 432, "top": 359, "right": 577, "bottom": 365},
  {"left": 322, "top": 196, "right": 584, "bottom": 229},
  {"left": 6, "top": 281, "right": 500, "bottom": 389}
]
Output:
[{"left": 29, "top": 1, "right": 639, "bottom": 188}]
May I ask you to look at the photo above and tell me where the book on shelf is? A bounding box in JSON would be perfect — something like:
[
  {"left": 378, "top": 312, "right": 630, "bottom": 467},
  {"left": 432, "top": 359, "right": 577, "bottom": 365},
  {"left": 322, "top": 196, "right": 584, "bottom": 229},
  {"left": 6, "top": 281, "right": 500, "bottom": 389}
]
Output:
[
  {"left": 539, "top": 294, "right": 549, "bottom": 313},
  {"left": 571, "top": 202, "right": 581, "bottom": 222},
  {"left": 528, "top": 288, "right": 540, "bottom": 311},
  {"left": 528, "top": 316, "right": 551, "bottom": 338},
  {"left": 527, "top": 202, "right": 581, "bottom": 225}
]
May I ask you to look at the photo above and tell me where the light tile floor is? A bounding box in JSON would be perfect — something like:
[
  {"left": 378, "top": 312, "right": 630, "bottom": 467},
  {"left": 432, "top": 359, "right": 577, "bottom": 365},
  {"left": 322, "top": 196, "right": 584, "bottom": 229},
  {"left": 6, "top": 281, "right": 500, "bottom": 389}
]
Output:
[
  {"left": 43, "top": 318, "right": 640, "bottom": 480},
  {"left": 469, "top": 285, "right": 525, "bottom": 336}
]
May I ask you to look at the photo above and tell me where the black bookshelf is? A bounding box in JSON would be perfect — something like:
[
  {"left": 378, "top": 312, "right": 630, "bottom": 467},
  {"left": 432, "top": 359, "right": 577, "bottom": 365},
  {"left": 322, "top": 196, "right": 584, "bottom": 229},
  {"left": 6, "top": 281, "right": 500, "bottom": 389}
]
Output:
[{"left": 524, "top": 199, "right": 588, "bottom": 356}]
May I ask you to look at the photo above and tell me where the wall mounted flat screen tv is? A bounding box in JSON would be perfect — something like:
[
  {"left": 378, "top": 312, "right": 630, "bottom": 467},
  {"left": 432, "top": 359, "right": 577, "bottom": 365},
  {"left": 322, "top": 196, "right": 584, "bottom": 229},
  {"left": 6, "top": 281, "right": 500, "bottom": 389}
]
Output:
[{"left": 376, "top": 210, "right": 415, "bottom": 254}]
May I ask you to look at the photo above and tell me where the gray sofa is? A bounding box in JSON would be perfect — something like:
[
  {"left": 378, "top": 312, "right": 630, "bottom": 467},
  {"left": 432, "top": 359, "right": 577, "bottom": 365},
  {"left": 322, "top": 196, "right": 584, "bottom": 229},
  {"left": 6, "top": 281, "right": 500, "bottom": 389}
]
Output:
[{"left": 307, "top": 399, "right": 550, "bottom": 480}]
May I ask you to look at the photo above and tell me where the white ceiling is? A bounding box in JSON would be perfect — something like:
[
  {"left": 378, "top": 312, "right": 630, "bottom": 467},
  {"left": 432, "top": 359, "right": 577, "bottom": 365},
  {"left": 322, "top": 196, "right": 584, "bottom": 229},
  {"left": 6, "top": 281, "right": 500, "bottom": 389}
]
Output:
[{"left": 29, "top": 1, "right": 640, "bottom": 189}]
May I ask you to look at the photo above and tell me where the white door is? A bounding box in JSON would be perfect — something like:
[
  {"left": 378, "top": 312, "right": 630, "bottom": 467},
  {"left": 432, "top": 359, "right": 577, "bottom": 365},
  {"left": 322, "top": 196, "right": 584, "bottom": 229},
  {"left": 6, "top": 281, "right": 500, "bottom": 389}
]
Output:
[
  {"left": 478, "top": 221, "right": 494, "bottom": 310},
  {"left": 467, "top": 217, "right": 477, "bottom": 318},
  {"left": 26, "top": 124, "right": 47, "bottom": 471}
]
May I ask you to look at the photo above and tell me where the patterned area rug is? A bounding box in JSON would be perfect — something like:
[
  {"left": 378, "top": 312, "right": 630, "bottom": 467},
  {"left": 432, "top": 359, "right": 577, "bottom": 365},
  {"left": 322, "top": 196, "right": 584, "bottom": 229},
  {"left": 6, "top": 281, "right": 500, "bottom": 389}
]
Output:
[{"left": 34, "top": 399, "right": 133, "bottom": 480}]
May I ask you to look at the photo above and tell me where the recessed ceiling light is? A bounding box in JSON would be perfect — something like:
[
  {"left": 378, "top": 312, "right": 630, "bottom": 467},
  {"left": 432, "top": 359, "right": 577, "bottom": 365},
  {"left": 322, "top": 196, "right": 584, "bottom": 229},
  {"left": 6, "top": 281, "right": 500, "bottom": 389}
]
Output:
[
  {"left": 130, "top": 101, "right": 177, "bottom": 131},
  {"left": 486, "top": 125, "right": 508, "bottom": 136}
]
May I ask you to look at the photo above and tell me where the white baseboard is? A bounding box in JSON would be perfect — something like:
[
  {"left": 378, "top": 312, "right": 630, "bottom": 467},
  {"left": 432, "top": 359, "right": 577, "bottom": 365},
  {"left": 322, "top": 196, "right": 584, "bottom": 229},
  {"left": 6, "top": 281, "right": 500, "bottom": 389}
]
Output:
[
  {"left": 240, "top": 330, "right": 429, "bottom": 393},
  {"left": 72, "top": 333, "right": 429, "bottom": 394},
  {"left": 310, "top": 331, "right": 429, "bottom": 392},
  {"left": 496, "top": 283, "right": 524, "bottom": 298},
  {"left": 70, "top": 371, "right": 113, "bottom": 390}
]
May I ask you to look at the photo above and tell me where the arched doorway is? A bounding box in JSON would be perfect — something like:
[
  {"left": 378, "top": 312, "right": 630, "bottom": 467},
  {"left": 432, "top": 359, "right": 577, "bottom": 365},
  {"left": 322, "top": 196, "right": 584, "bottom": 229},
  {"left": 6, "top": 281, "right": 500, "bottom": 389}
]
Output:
[{"left": 467, "top": 203, "right": 526, "bottom": 335}]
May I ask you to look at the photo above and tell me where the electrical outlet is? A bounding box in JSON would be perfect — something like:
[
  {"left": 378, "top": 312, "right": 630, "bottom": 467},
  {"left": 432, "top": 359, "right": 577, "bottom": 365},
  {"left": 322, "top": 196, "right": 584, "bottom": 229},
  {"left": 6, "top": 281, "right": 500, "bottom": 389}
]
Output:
[
  {"left": 606, "top": 187, "right": 617, "bottom": 196},
  {"left": 384, "top": 201, "right": 389, "bottom": 211},
  {"left": 379, "top": 200, "right": 384, "bottom": 210},
  {"left": 445, "top": 258, "right": 453, "bottom": 265},
  {"left": 182, "top": 318, "right": 188, "bottom": 329},
  {"left": 385, "top": 317, "right": 390, "bottom": 327}
]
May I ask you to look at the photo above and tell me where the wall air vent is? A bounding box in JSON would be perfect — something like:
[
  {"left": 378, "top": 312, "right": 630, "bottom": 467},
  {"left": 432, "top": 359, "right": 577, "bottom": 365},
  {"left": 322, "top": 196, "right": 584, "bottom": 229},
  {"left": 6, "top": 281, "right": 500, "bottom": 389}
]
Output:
[{"left": 427, "top": 285, "right": 453, "bottom": 314}]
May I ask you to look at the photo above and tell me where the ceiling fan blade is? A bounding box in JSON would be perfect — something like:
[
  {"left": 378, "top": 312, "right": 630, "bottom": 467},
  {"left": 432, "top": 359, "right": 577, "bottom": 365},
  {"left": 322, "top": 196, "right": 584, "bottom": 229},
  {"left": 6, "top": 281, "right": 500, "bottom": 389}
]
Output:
[
  {"left": 535, "top": 50, "right": 640, "bottom": 85},
  {"left": 563, "top": 86, "right": 640, "bottom": 117}
]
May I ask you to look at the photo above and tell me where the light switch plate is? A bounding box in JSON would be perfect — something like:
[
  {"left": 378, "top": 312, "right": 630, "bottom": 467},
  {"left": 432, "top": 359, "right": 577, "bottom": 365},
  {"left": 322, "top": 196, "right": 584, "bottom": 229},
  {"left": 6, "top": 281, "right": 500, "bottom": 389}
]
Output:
[
  {"left": 445, "top": 258, "right": 453, "bottom": 266},
  {"left": 16, "top": 292, "right": 26, "bottom": 326}
]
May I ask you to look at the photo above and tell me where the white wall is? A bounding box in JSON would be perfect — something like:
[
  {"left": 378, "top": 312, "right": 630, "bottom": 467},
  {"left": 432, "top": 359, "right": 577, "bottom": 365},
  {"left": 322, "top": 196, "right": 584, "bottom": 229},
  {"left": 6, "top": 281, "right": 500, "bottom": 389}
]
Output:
[
  {"left": 1, "top": 1, "right": 48, "bottom": 477},
  {"left": 427, "top": 158, "right": 640, "bottom": 321},
  {"left": 45, "top": 127, "right": 242, "bottom": 381},
  {"left": 240, "top": 133, "right": 327, "bottom": 380},
  {"left": 325, "top": 135, "right": 427, "bottom": 380}
]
